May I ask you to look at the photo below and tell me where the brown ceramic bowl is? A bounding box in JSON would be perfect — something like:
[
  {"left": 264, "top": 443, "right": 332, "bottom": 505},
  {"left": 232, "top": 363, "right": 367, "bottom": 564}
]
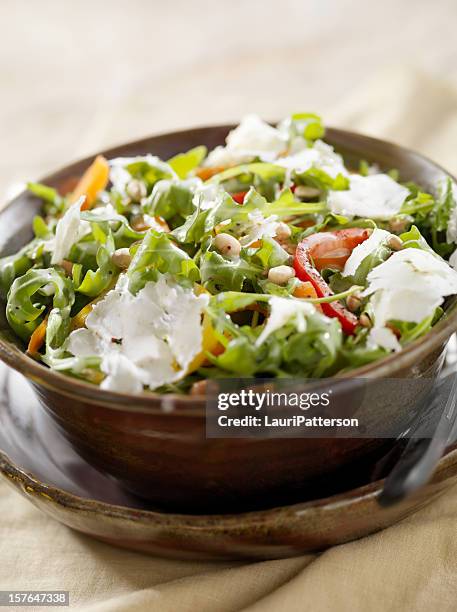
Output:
[
  {"left": 0, "top": 125, "right": 456, "bottom": 513},
  {"left": 1, "top": 366, "right": 457, "bottom": 560}
]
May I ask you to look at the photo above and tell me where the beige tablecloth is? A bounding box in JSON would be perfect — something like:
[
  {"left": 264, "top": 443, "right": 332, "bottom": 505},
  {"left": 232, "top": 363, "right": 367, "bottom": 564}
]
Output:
[
  {"left": 1, "top": 480, "right": 457, "bottom": 612},
  {"left": 2, "top": 2, "right": 457, "bottom": 607}
]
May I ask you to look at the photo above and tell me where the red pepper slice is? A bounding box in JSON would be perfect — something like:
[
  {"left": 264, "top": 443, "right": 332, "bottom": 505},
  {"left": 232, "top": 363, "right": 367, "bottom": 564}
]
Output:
[
  {"left": 294, "top": 228, "right": 371, "bottom": 334},
  {"left": 231, "top": 190, "right": 248, "bottom": 204}
]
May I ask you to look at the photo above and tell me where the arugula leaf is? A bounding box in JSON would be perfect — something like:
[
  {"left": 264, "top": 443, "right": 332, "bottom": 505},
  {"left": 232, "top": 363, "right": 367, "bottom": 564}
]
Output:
[
  {"left": 257, "top": 277, "right": 300, "bottom": 296},
  {"left": 144, "top": 181, "right": 195, "bottom": 225},
  {"left": 289, "top": 112, "right": 325, "bottom": 141},
  {"left": 249, "top": 236, "right": 290, "bottom": 268},
  {"left": 329, "top": 241, "right": 391, "bottom": 293},
  {"left": 80, "top": 207, "right": 145, "bottom": 249},
  {"left": 128, "top": 229, "right": 200, "bottom": 294},
  {"left": 339, "top": 342, "right": 388, "bottom": 371},
  {"left": 172, "top": 186, "right": 324, "bottom": 245},
  {"left": 399, "top": 225, "right": 435, "bottom": 252},
  {"left": 171, "top": 200, "right": 211, "bottom": 244},
  {"left": 32, "top": 216, "right": 51, "bottom": 239},
  {"left": 210, "top": 333, "right": 283, "bottom": 376},
  {"left": 27, "top": 182, "right": 65, "bottom": 215},
  {"left": 125, "top": 159, "right": 174, "bottom": 192},
  {"left": 358, "top": 160, "right": 371, "bottom": 176},
  {"left": 294, "top": 167, "right": 349, "bottom": 191},
  {"left": 210, "top": 291, "right": 265, "bottom": 312},
  {"left": 68, "top": 240, "right": 98, "bottom": 271},
  {"left": 0, "top": 252, "right": 33, "bottom": 299},
  {"left": 43, "top": 353, "right": 102, "bottom": 379},
  {"left": 200, "top": 250, "right": 262, "bottom": 293},
  {"left": 210, "top": 162, "right": 286, "bottom": 185},
  {"left": 75, "top": 242, "right": 117, "bottom": 297},
  {"left": 263, "top": 188, "right": 325, "bottom": 217},
  {"left": 431, "top": 178, "right": 455, "bottom": 231},
  {"left": 427, "top": 178, "right": 456, "bottom": 257},
  {"left": 393, "top": 311, "right": 440, "bottom": 345},
  {"left": 205, "top": 189, "right": 258, "bottom": 231},
  {"left": 218, "top": 187, "right": 323, "bottom": 232},
  {"left": 353, "top": 242, "right": 392, "bottom": 285},
  {"left": 282, "top": 314, "right": 342, "bottom": 377},
  {"left": 0, "top": 231, "right": 51, "bottom": 299},
  {"left": 172, "top": 190, "right": 251, "bottom": 244},
  {"left": 167, "top": 146, "right": 207, "bottom": 179},
  {"left": 71, "top": 218, "right": 118, "bottom": 298},
  {"left": 400, "top": 190, "right": 435, "bottom": 216},
  {"left": 206, "top": 292, "right": 342, "bottom": 377},
  {"left": 6, "top": 268, "right": 74, "bottom": 345}
]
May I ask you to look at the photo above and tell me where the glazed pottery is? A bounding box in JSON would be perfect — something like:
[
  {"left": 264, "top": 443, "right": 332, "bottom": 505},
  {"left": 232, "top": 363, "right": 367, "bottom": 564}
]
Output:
[
  {"left": 0, "top": 126, "right": 456, "bottom": 512},
  {"left": 1, "top": 363, "right": 456, "bottom": 560}
]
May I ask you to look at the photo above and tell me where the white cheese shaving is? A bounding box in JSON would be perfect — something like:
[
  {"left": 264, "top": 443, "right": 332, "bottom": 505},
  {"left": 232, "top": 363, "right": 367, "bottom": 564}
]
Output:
[
  {"left": 67, "top": 274, "right": 209, "bottom": 393},
  {"left": 276, "top": 139, "right": 348, "bottom": 178},
  {"left": 109, "top": 155, "right": 177, "bottom": 195},
  {"left": 360, "top": 247, "right": 457, "bottom": 354},
  {"left": 342, "top": 228, "right": 392, "bottom": 277},
  {"left": 371, "top": 289, "right": 443, "bottom": 327},
  {"left": 362, "top": 248, "right": 457, "bottom": 325},
  {"left": 193, "top": 182, "right": 221, "bottom": 211},
  {"left": 449, "top": 248, "right": 457, "bottom": 270},
  {"left": 86, "top": 203, "right": 123, "bottom": 222},
  {"left": 50, "top": 197, "right": 86, "bottom": 264},
  {"left": 238, "top": 210, "right": 280, "bottom": 247},
  {"left": 256, "top": 297, "right": 315, "bottom": 346},
  {"left": 100, "top": 354, "right": 146, "bottom": 394},
  {"left": 366, "top": 326, "right": 401, "bottom": 352},
  {"left": 328, "top": 174, "right": 409, "bottom": 220},
  {"left": 151, "top": 177, "right": 202, "bottom": 200},
  {"left": 204, "top": 115, "right": 287, "bottom": 167},
  {"left": 48, "top": 201, "right": 138, "bottom": 263}
]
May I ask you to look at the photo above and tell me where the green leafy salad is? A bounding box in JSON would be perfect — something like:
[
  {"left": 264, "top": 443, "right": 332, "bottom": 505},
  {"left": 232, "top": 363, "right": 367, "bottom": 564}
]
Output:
[{"left": 2, "top": 113, "right": 457, "bottom": 395}]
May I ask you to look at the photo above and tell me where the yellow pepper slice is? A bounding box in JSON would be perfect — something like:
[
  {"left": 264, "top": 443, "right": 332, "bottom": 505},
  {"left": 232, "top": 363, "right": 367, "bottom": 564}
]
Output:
[{"left": 70, "top": 284, "right": 115, "bottom": 331}]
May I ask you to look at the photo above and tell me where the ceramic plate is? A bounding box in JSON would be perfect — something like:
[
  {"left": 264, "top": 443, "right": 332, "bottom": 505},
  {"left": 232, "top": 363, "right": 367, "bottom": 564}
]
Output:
[{"left": 1, "top": 364, "right": 457, "bottom": 560}]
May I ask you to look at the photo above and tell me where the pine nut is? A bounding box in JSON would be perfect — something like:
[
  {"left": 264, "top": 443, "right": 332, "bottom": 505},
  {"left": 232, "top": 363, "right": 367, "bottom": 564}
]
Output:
[
  {"left": 294, "top": 185, "right": 321, "bottom": 200},
  {"left": 388, "top": 217, "right": 408, "bottom": 233},
  {"left": 126, "top": 179, "right": 147, "bottom": 202},
  {"left": 112, "top": 248, "right": 132, "bottom": 269},
  {"left": 387, "top": 235, "right": 403, "bottom": 251},
  {"left": 346, "top": 294, "right": 362, "bottom": 312},
  {"left": 359, "top": 313, "right": 372, "bottom": 328},
  {"left": 213, "top": 233, "right": 241, "bottom": 258},
  {"left": 268, "top": 265, "right": 296, "bottom": 285}
]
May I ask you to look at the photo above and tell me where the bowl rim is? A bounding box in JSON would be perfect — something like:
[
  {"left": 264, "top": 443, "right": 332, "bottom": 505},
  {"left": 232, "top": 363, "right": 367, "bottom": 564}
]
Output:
[{"left": 0, "top": 123, "right": 456, "bottom": 414}]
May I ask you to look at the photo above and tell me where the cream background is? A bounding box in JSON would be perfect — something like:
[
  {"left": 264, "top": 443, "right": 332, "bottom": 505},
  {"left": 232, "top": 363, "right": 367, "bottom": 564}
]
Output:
[
  {"left": 1, "top": 1, "right": 457, "bottom": 610},
  {"left": 1, "top": 0, "right": 457, "bottom": 197}
]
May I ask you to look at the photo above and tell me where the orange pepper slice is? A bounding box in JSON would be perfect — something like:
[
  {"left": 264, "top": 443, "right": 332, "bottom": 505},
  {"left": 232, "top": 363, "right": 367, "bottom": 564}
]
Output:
[
  {"left": 293, "top": 281, "right": 323, "bottom": 312},
  {"left": 195, "top": 166, "right": 227, "bottom": 181},
  {"left": 70, "top": 155, "right": 110, "bottom": 210},
  {"left": 26, "top": 316, "right": 48, "bottom": 355}
]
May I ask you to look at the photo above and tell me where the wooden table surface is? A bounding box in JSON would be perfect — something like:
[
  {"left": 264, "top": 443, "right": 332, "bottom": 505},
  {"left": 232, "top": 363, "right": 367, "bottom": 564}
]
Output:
[{"left": 1, "top": 0, "right": 457, "bottom": 199}]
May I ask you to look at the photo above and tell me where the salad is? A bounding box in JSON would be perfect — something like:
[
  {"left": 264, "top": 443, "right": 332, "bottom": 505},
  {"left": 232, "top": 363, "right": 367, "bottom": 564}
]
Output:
[{"left": 2, "top": 113, "right": 457, "bottom": 395}]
